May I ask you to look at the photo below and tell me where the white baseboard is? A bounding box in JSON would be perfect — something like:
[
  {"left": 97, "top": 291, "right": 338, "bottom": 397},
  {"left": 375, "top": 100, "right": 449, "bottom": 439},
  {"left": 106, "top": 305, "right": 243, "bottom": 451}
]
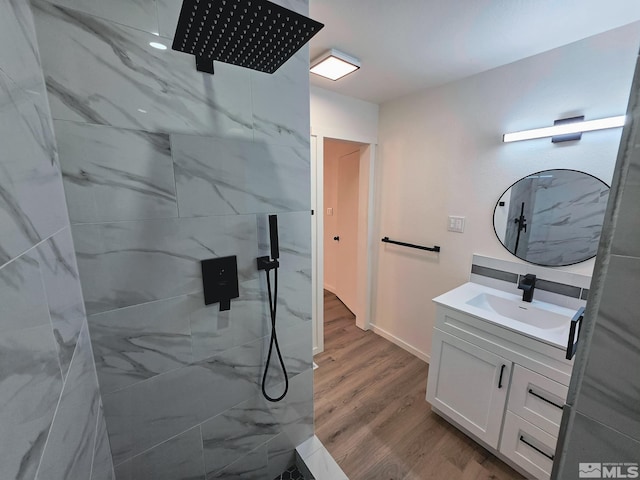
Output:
[{"left": 370, "top": 324, "right": 430, "bottom": 364}]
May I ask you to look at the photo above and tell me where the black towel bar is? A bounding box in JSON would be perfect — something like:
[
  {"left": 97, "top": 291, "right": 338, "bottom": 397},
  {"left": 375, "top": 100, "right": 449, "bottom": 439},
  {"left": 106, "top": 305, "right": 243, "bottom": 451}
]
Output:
[{"left": 381, "top": 237, "right": 441, "bottom": 253}]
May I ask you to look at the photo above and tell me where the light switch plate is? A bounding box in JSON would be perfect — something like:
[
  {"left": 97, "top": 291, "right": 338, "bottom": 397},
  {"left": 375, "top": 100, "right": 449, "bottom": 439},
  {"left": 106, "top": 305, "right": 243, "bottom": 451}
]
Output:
[
  {"left": 448, "top": 216, "right": 465, "bottom": 233},
  {"left": 327, "top": 207, "right": 333, "bottom": 216}
]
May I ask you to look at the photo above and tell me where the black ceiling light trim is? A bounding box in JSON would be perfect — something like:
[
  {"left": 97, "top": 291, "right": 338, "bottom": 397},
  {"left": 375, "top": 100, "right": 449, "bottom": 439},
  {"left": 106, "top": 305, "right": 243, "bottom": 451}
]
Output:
[{"left": 172, "top": 0, "right": 324, "bottom": 75}]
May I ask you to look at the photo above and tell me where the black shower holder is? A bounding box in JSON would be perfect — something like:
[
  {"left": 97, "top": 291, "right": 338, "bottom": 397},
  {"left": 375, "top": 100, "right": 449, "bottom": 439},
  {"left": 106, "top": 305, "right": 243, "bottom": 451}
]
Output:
[{"left": 172, "top": 0, "right": 324, "bottom": 75}]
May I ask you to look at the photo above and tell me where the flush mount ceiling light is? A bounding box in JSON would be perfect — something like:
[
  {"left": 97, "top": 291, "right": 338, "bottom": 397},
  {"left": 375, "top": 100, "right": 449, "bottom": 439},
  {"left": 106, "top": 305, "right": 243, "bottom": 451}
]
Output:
[
  {"left": 310, "top": 49, "right": 360, "bottom": 81},
  {"left": 503, "top": 115, "right": 626, "bottom": 143}
]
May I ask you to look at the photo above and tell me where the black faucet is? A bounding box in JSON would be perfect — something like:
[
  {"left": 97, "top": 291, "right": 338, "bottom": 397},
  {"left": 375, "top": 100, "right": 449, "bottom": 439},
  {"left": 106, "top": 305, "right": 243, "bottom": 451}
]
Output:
[{"left": 518, "top": 274, "right": 537, "bottom": 302}]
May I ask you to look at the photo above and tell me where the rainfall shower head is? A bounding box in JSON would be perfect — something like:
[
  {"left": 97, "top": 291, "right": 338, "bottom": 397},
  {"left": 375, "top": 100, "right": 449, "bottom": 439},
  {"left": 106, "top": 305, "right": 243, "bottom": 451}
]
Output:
[{"left": 172, "top": 0, "right": 324, "bottom": 74}]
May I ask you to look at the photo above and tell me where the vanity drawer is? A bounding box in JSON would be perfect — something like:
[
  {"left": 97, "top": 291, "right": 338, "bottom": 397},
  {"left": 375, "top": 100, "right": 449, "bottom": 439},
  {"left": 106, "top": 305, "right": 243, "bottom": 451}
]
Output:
[
  {"left": 507, "top": 365, "right": 567, "bottom": 436},
  {"left": 500, "top": 411, "right": 556, "bottom": 480}
]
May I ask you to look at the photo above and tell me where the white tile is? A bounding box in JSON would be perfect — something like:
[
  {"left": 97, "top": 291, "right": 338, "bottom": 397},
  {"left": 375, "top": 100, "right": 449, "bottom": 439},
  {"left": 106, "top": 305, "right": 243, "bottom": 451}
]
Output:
[
  {"left": 32, "top": 0, "right": 253, "bottom": 139},
  {"left": 35, "top": 324, "right": 100, "bottom": 480},
  {"left": 172, "top": 134, "right": 310, "bottom": 217},
  {"left": 251, "top": 49, "right": 311, "bottom": 148},
  {"left": 296, "top": 435, "right": 324, "bottom": 460},
  {"left": 302, "top": 444, "right": 348, "bottom": 480},
  {"left": 56, "top": 121, "right": 178, "bottom": 224},
  {"left": 45, "top": 0, "right": 160, "bottom": 34}
]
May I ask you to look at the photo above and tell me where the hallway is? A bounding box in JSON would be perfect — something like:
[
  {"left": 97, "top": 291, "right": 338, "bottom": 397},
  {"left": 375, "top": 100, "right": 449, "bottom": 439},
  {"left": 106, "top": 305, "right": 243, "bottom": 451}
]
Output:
[{"left": 313, "top": 291, "right": 523, "bottom": 480}]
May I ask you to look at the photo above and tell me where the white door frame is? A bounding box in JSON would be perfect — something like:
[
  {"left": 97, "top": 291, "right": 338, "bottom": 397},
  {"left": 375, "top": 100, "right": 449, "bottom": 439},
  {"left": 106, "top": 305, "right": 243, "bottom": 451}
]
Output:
[{"left": 311, "top": 128, "right": 377, "bottom": 355}]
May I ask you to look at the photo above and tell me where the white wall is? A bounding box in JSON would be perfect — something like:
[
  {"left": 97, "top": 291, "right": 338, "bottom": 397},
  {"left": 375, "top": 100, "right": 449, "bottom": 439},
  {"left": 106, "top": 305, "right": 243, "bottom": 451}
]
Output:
[
  {"left": 372, "top": 22, "right": 640, "bottom": 361},
  {"left": 310, "top": 86, "right": 379, "bottom": 143}
]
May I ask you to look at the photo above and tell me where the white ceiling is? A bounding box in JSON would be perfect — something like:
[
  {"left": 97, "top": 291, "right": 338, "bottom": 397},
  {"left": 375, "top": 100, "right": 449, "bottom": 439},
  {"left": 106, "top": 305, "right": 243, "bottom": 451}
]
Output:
[{"left": 308, "top": 0, "right": 640, "bottom": 104}]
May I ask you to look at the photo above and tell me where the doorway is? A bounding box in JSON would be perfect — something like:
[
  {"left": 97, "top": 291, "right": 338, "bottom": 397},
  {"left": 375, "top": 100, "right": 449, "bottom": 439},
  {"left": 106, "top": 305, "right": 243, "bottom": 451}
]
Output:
[
  {"left": 323, "top": 138, "right": 364, "bottom": 313},
  {"left": 310, "top": 135, "right": 376, "bottom": 355}
]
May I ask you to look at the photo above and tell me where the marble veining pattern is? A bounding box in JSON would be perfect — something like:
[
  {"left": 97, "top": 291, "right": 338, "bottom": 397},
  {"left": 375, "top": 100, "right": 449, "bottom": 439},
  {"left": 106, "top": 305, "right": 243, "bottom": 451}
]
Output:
[
  {"left": 56, "top": 121, "right": 178, "bottom": 224},
  {"left": 46, "top": 0, "right": 160, "bottom": 34},
  {"left": 0, "top": 253, "right": 50, "bottom": 333},
  {"left": 36, "top": 227, "right": 87, "bottom": 378},
  {"left": 251, "top": 49, "right": 311, "bottom": 149},
  {"left": 0, "top": 324, "right": 63, "bottom": 480},
  {"left": 209, "top": 443, "right": 269, "bottom": 480},
  {"left": 91, "top": 404, "right": 116, "bottom": 480},
  {"left": 27, "top": 0, "right": 313, "bottom": 476},
  {"left": 35, "top": 323, "right": 100, "bottom": 480},
  {"left": 32, "top": 0, "right": 254, "bottom": 138},
  {"left": 1, "top": 1, "right": 114, "bottom": 478},
  {"left": 201, "top": 393, "right": 280, "bottom": 476},
  {"left": 0, "top": 0, "right": 68, "bottom": 265},
  {"left": 578, "top": 256, "right": 640, "bottom": 441},
  {"left": 72, "top": 215, "right": 258, "bottom": 315},
  {"left": 89, "top": 295, "right": 194, "bottom": 394},
  {"left": 114, "top": 426, "right": 206, "bottom": 480},
  {"left": 172, "top": 134, "right": 310, "bottom": 217}
]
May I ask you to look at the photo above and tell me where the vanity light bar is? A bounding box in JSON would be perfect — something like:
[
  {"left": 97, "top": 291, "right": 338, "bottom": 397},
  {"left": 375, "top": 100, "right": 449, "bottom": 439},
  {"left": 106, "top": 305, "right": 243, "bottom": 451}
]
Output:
[{"left": 503, "top": 115, "right": 626, "bottom": 143}]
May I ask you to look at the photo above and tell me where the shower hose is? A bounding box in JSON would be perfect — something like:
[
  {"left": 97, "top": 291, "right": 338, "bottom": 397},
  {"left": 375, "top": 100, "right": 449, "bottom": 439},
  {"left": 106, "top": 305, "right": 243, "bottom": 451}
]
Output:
[{"left": 261, "top": 267, "right": 289, "bottom": 402}]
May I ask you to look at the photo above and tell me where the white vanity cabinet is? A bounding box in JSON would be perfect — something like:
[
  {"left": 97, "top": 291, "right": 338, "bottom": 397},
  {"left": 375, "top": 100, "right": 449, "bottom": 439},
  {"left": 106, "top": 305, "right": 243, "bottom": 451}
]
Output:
[
  {"left": 426, "top": 303, "right": 574, "bottom": 480},
  {"left": 426, "top": 330, "right": 511, "bottom": 449}
]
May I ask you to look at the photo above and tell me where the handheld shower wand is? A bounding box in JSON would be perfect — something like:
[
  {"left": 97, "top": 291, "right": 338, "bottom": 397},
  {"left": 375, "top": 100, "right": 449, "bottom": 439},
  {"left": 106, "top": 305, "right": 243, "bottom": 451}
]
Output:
[{"left": 257, "top": 215, "right": 288, "bottom": 402}]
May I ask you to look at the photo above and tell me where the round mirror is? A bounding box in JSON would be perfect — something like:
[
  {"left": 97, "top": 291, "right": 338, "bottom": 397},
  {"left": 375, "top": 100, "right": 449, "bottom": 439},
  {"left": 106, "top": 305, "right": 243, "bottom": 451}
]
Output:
[{"left": 493, "top": 169, "right": 609, "bottom": 267}]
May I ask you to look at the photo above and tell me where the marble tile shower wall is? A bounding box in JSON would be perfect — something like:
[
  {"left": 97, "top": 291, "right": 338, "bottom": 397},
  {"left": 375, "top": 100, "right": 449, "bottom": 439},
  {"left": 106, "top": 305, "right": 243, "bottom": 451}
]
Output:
[
  {"left": 554, "top": 58, "right": 640, "bottom": 477},
  {"left": 0, "top": 1, "right": 114, "bottom": 479},
  {"left": 30, "top": 0, "right": 314, "bottom": 478}
]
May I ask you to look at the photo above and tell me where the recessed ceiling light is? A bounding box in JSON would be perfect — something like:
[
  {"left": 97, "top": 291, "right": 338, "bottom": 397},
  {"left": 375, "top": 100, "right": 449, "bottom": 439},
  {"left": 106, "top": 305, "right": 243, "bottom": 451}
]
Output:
[
  {"left": 149, "top": 41, "right": 168, "bottom": 50},
  {"left": 310, "top": 49, "right": 360, "bottom": 81}
]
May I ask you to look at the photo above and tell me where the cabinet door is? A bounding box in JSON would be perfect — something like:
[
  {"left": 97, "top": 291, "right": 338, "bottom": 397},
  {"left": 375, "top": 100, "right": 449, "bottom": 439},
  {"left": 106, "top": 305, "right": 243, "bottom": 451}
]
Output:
[{"left": 426, "top": 329, "right": 511, "bottom": 449}]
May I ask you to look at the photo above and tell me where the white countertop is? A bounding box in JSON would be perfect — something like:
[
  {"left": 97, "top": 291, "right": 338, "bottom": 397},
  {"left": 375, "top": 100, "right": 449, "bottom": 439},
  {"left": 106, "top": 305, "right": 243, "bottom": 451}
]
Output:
[{"left": 433, "top": 282, "right": 581, "bottom": 349}]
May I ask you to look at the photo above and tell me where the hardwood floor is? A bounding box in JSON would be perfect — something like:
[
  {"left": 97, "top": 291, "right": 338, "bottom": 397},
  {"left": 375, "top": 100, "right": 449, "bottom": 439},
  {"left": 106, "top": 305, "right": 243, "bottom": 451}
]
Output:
[{"left": 314, "top": 290, "right": 524, "bottom": 480}]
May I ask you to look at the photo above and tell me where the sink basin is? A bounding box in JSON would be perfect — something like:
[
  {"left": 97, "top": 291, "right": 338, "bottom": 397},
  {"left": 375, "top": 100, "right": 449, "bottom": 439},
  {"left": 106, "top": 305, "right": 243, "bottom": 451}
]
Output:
[{"left": 466, "top": 293, "right": 571, "bottom": 329}]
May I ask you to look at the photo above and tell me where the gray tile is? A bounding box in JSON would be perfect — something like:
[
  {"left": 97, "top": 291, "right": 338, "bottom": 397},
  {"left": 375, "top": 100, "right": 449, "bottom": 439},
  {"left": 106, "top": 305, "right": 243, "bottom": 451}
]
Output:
[
  {"left": 0, "top": 325, "right": 63, "bottom": 480},
  {"left": 0, "top": 1, "right": 68, "bottom": 263},
  {"left": 114, "top": 426, "right": 205, "bottom": 480},
  {"left": 36, "top": 323, "right": 101, "bottom": 480},
  {"left": 172, "top": 135, "right": 310, "bottom": 217},
  {"left": 89, "top": 296, "right": 194, "bottom": 394},
  {"left": 578, "top": 255, "right": 640, "bottom": 442},
  {"left": 556, "top": 411, "right": 640, "bottom": 479},
  {"left": 72, "top": 215, "right": 258, "bottom": 315},
  {"left": 470, "top": 264, "right": 518, "bottom": 284},
  {"left": 91, "top": 405, "right": 116, "bottom": 480},
  {"left": 0, "top": 254, "right": 50, "bottom": 333},
  {"left": 45, "top": 0, "right": 160, "bottom": 34},
  {"left": 208, "top": 443, "right": 269, "bottom": 480},
  {"left": 36, "top": 227, "right": 86, "bottom": 378},
  {"left": 56, "top": 121, "right": 178, "bottom": 224},
  {"left": 201, "top": 393, "right": 279, "bottom": 476},
  {"left": 534, "top": 278, "right": 581, "bottom": 299},
  {"left": 32, "top": 1, "right": 253, "bottom": 138}
]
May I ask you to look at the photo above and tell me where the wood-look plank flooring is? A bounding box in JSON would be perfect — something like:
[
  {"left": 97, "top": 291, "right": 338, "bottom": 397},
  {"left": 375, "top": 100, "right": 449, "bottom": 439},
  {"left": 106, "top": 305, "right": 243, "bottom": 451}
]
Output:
[{"left": 314, "top": 290, "right": 524, "bottom": 480}]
